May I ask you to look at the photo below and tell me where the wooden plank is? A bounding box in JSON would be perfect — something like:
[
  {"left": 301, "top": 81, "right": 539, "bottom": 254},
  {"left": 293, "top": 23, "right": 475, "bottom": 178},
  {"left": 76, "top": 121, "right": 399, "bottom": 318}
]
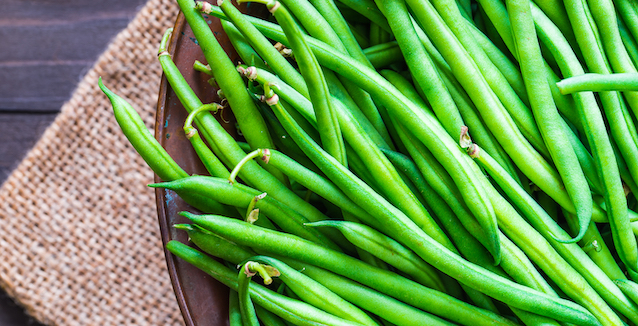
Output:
[
  {"left": 0, "top": 113, "right": 58, "bottom": 183},
  {"left": 0, "top": 16, "right": 133, "bottom": 62},
  {"left": 0, "top": 1, "right": 148, "bottom": 112},
  {"left": 0, "top": 63, "right": 91, "bottom": 111},
  {"left": 0, "top": 0, "right": 146, "bottom": 21}
]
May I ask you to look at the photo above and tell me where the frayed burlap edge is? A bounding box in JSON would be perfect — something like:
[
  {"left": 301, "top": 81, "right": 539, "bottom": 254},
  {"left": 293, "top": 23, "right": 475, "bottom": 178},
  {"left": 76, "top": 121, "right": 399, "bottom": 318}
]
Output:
[{"left": 0, "top": 0, "right": 184, "bottom": 324}]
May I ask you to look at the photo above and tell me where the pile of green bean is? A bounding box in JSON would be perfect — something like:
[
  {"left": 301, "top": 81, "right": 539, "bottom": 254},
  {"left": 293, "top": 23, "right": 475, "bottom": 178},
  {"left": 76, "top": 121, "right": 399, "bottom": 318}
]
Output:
[{"left": 98, "top": 0, "right": 638, "bottom": 323}]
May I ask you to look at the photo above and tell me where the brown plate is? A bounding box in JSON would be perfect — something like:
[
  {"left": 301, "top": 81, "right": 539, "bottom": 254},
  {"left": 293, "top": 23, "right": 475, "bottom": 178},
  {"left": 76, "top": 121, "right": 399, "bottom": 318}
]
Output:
[{"left": 154, "top": 6, "right": 259, "bottom": 326}]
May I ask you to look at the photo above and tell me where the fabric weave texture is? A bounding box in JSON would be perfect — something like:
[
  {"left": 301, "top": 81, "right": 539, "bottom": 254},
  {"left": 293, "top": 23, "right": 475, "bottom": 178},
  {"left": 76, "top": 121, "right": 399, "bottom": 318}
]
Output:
[{"left": 0, "top": 0, "right": 184, "bottom": 324}]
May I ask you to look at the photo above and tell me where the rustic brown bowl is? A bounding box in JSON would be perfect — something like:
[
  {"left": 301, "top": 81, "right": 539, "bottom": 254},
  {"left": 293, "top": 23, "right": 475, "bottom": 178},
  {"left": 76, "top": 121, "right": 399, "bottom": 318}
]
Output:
[{"left": 154, "top": 7, "right": 259, "bottom": 326}]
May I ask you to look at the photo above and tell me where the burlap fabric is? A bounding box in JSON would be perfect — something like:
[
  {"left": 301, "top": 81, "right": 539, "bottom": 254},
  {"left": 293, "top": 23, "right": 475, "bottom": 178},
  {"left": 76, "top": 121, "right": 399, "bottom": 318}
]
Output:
[{"left": 0, "top": 0, "right": 186, "bottom": 324}]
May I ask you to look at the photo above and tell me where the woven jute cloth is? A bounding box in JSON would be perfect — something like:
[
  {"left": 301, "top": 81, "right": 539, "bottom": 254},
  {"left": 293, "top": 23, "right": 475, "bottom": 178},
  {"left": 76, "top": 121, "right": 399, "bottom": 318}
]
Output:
[{"left": 0, "top": 0, "right": 185, "bottom": 324}]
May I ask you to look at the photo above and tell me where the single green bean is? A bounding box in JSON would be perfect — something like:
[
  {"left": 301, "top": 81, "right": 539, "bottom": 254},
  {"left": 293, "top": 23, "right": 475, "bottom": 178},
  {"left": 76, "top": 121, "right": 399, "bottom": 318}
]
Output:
[
  {"left": 238, "top": 262, "right": 261, "bottom": 326},
  {"left": 99, "top": 78, "right": 187, "bottom": 181},
  {"left": 229, "top": 290, "right": 243, "bottom": 326},
  {"left": 557, "top": 73, "right": 638, "bottom": 94}
]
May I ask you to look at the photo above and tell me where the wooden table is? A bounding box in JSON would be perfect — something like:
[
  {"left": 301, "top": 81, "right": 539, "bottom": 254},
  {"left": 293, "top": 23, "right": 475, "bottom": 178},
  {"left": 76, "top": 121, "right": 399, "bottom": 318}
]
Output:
[{"left": 0, "top": 0, "right": 148, "bottom": 324}]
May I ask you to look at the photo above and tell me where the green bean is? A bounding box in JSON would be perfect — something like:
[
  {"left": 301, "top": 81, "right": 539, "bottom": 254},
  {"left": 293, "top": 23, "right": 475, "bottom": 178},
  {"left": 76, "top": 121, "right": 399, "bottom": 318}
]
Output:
[
  {"left": 563, "top": 0, "right": 638, "bottom": 278},
  {"left": 185, "top": 213, "right": 531, "bottom": 326},
  {"left": 564, "top": 212, "right": 626, "bottom": 281},
  {"left": 248, "top": 0, "right": 347, "bottom": 165},
  {"left": 588, "top": 0, "right": 638, "bottom": 116},
  {"left": 157, "top": 23, "right": 340, "bottom": 242},
  {"left": 176, "top": 0, "right": 276, "bottom": 156},
  {"left": 152, "top": 176, "right": 342, "bottom": 251},
  {"left": 614, "top": 280, "right": 638, "bottom": 307},
  {"left": 99, "top": 77, "right": 238, "bottom": 216},
  {"left": 251, "top": 70, "right": 456, "bottom": 250},
  {"left": 363, "top": 42, "right": 401, "bottom": 69},
  {"left": 238, "top": 262, "right": 262, "bottom": 326},
  {"left": 221, "top": 20, "right": 270, "bottom": 72},
  {"left": 557, "top": 73, "right": 638, "bottom": 94},
  {"left": 99, "top": 78, "right": 187, "bottom": 182},
  {"left": 183, "top": 103, "right": 231, "bottom": 178},
  {"left": 464, "top": 140, "right": 638, "bottom": 324},
  {"left": 507, "top": 0, "right": 591, "bottom": 243},
  {"left": 166, "top": 241, "right": 365, "bottom": 326},
  {"left": 228, "top": 291, "right": 243, "bottom": 326},
  {"left": 375, "top": 0, "right": 464, "bottom": 140},
  {"left": 247, "top": 256, "right": 380, "bottom": 325},
  {"left": 307, "top": 220, "right": 445, "bottom": 291}
]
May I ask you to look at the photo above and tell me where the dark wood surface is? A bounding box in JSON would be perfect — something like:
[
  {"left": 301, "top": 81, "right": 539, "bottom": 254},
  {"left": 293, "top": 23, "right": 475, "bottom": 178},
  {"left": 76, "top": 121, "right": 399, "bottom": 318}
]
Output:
[{"left": 0, "top": 0, "right": 148, "bottom": 324}]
